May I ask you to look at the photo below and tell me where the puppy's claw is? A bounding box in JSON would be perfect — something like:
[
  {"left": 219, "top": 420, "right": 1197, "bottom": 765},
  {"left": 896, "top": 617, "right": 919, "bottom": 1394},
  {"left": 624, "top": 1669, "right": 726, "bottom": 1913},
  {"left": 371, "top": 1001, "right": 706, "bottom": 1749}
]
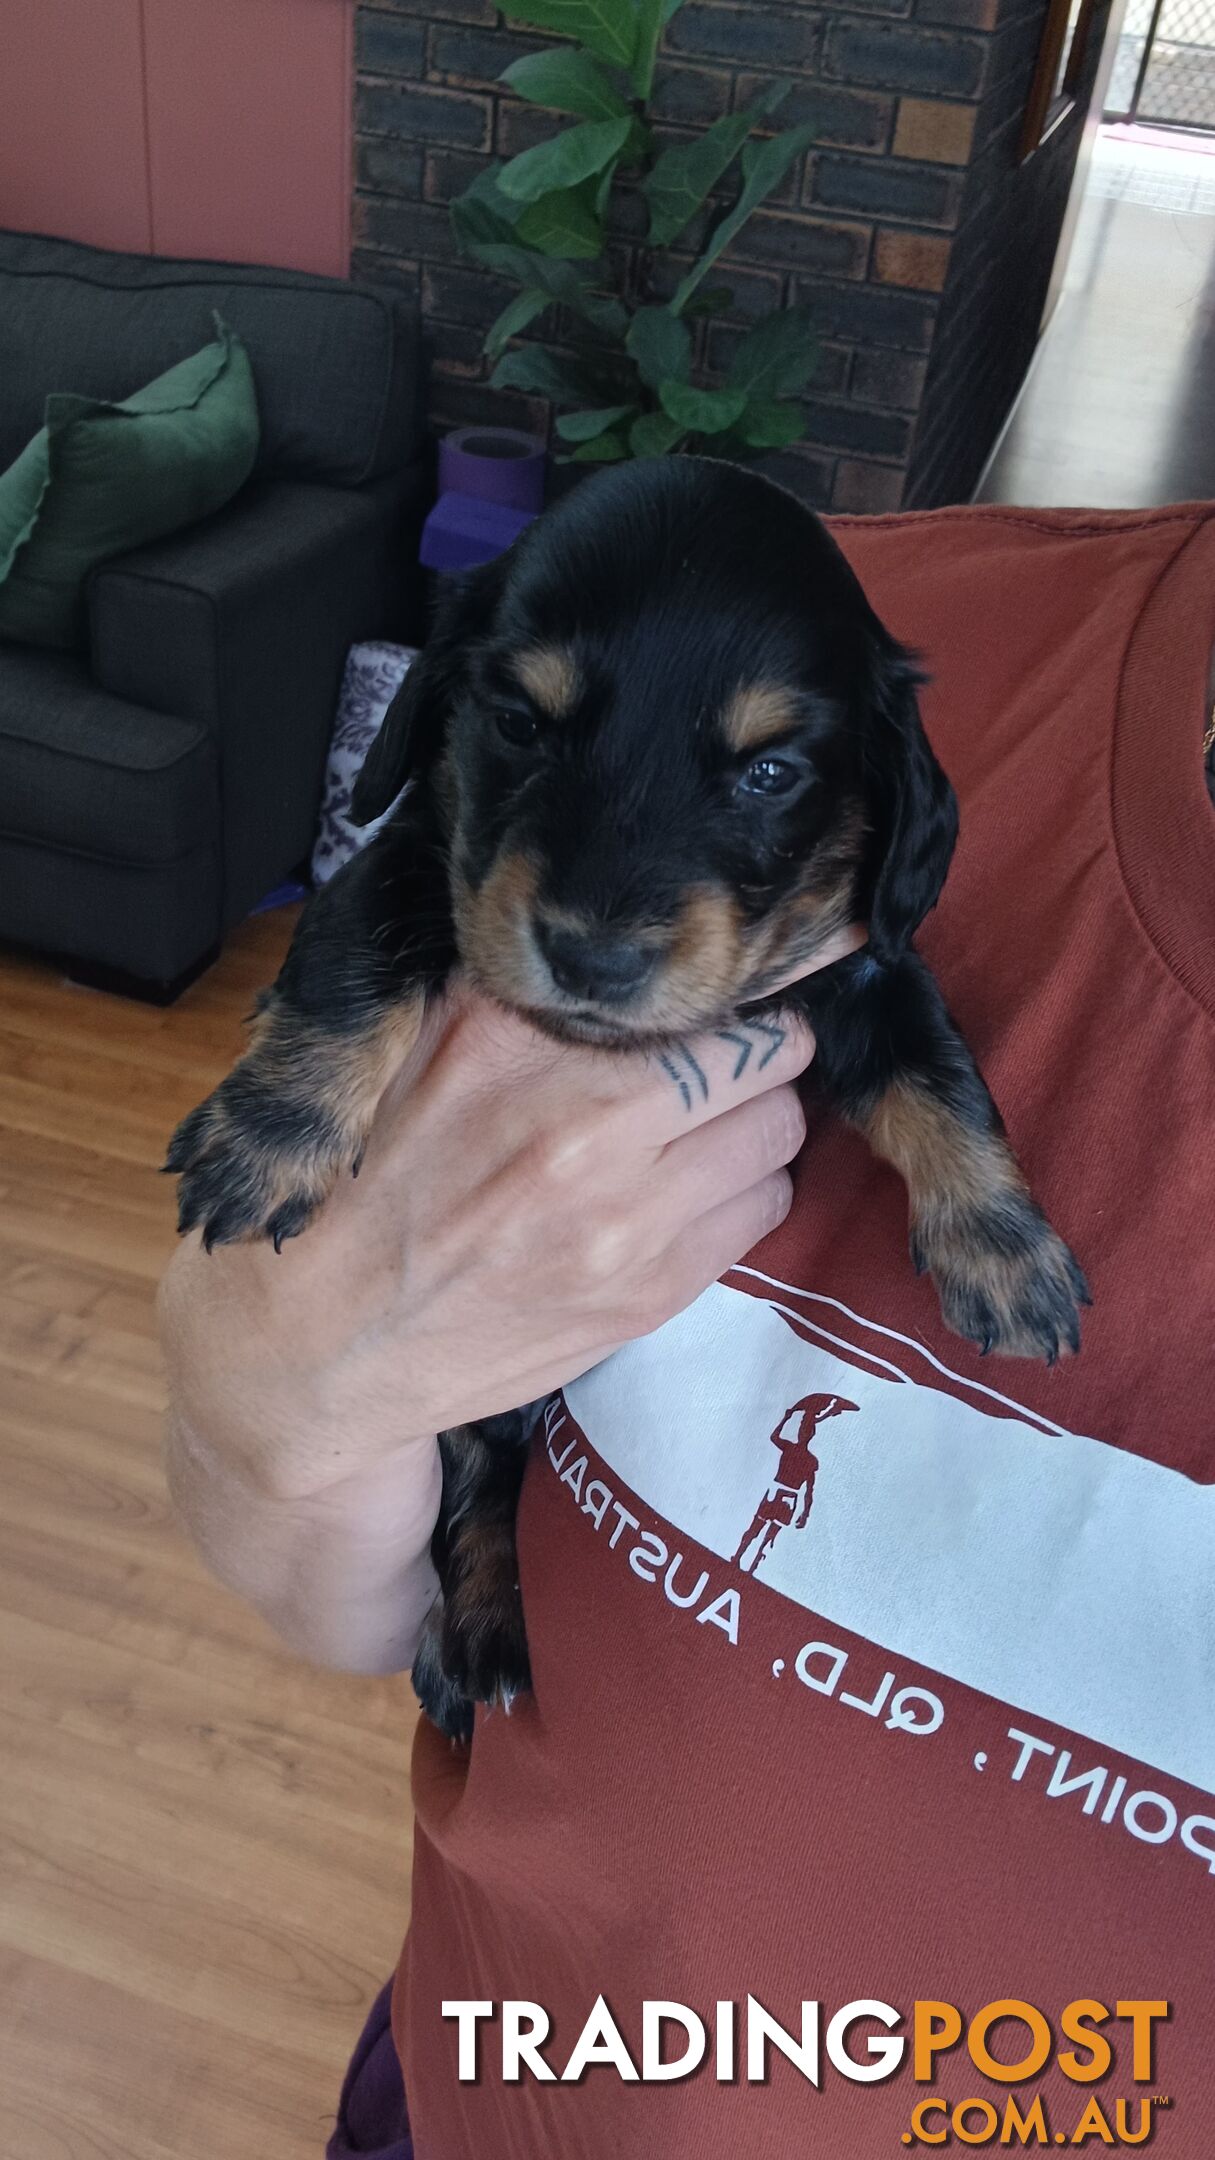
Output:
[
  {"left": 198, "top": 1202, "right": 254, "bottom": 1253},
  {"left": 266, "top": 1195, "right": 314, "bottom": 1252}
]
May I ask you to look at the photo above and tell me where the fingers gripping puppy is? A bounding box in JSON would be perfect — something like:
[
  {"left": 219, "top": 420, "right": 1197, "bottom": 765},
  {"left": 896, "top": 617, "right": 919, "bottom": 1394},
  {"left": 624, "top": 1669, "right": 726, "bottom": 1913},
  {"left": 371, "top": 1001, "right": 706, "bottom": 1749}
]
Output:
[{"left": 168, "top": 460, "right": 1089, "bottom": 1740}]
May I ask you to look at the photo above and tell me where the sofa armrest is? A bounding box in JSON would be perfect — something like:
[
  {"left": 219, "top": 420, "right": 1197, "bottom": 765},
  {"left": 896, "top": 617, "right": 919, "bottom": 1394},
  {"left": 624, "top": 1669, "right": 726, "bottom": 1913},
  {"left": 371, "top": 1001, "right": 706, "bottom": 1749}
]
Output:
[{"left": 88, "top": 472, "right": 420, "bottom": 927}]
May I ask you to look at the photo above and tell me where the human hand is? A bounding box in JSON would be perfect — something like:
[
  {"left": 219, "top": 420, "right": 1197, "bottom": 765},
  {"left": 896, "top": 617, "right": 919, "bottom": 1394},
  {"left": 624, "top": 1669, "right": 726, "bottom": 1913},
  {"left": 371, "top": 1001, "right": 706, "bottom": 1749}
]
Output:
[
  {"left": 160, "top": 923, "right": 863, "bottom": 1666},
  {"left": 163, "top": 922, "right": 864, "bottom": 1506}
]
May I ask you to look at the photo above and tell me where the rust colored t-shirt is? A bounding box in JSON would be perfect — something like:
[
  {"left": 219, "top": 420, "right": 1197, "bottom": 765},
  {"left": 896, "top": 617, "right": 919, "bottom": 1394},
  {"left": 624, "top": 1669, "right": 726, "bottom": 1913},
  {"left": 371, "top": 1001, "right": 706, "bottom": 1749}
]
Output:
[{"left": 396, "top": 505, "right": 1215, "bottom": 2158}]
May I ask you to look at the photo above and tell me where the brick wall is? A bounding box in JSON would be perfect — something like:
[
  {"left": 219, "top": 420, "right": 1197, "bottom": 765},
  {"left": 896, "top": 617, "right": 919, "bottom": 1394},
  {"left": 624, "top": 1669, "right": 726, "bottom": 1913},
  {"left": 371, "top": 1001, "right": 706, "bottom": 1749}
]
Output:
[{"left": 351, "top": 0, "right": 1098, "bottom": 511}]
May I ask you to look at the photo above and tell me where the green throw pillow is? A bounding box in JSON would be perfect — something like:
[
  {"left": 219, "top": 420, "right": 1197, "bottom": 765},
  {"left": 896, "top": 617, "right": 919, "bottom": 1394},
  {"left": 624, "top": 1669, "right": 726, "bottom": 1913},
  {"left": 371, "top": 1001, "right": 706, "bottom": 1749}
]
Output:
[{"left": 0, "top": 318, "right": 260, "bottom": 650}]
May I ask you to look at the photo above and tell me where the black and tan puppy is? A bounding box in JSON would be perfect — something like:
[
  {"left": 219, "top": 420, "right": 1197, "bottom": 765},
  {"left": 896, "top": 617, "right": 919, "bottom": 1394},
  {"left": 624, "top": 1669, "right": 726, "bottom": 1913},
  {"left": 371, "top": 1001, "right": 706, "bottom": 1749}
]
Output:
[{"left": 168, "top": 458, "right": 1088, "bottom": 1739}]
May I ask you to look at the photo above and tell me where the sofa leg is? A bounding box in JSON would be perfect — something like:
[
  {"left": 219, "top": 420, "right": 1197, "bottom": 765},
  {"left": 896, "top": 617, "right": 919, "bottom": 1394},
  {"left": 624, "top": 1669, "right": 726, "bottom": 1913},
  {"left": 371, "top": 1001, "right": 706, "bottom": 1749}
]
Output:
[{"left": 65, "top": 944, "right": 221, "bottom": 1007}]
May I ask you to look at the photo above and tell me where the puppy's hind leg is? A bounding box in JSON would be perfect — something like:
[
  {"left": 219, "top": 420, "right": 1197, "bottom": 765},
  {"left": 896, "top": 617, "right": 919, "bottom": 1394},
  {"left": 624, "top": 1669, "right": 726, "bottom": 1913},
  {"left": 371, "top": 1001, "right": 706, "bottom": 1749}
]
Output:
[{"left": 412, "top": 1412, "right": 533, "bottom": 1741}]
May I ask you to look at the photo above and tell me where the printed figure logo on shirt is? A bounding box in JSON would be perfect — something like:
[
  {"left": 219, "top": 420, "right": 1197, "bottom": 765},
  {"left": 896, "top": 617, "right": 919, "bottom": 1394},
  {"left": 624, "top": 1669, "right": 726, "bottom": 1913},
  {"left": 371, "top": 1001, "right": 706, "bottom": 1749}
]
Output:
[
  {"left": 561, "top": 1270, "right": 1215, "bottom": 1795},
  {"left": 732, "top": 1393, "right": 859, "bottom": 1576}
]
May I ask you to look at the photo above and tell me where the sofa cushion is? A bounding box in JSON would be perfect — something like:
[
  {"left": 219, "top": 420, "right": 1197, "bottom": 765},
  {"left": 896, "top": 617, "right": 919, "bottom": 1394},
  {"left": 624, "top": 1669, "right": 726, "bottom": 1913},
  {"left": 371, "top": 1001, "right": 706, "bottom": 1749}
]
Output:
[
  {"left": 312, "top": 641, "right": 416, "bottom": 885},
  {"left": 0, "top": 322, "right": 259, "bottom": 650},
  {"left": 0, "top": 228, "right": 424, "bottom": 486},
  {"left": 0, "top": 644, "right": 218, "bottom": 866}
]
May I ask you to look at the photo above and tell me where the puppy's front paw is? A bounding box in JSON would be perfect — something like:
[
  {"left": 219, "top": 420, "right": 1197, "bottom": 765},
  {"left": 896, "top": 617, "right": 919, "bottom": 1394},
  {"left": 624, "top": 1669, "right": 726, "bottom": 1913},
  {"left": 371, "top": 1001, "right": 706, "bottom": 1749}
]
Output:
[
  {"left": 165, "top": 987, "right": 425, "bottom": 1251},
  {"left": 166, "top": 1066, "right": 348, "bottom": 1252},
  {"left": 913, "top": 1193, "right": 1091, "bottom": 1364}
]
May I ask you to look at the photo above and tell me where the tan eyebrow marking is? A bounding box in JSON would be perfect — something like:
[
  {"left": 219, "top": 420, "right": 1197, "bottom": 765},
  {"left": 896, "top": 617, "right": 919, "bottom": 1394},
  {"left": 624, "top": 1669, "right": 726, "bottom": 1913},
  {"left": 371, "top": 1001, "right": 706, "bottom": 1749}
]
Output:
[
  {"left": 722, "top": 683, "right": 800, "bottom": 753},
  {"left": 512, "top": 644, "right": 580, "bottom": 718}
]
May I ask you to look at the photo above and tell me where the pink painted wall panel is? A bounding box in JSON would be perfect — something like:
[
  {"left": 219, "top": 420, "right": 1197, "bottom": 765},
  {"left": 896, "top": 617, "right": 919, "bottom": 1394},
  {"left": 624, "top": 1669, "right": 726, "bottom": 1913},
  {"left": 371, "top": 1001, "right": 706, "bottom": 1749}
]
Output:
[
  {"left": 0, "top": 0, "right": 152, "bottom": 253},
  {"left": 0, "top": 0, "right": 353, "bottom": 276},
  {"left": 144, "top": 0, "right": 353, "bottom": 275}
]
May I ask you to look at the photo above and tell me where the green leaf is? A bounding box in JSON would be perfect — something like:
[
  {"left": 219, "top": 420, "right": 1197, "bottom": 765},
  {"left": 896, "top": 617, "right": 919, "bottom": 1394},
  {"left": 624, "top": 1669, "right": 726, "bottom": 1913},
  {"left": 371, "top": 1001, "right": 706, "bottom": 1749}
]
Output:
[
  {"left": 642, "top": 110, "right": 755, "bottom": 248},
  {"left": 451, "top": 169, "right": 525, "bottom": 253},
  {"left": 491, "top": 346, "right": 607, "bottom": 402},
  {"left": 680, "top": 284, "right": 734, "bottom": 320},
  {"left": 753, "top": 79, "right": 795, "bottom": 120},
  {"left": 629, "top": 410, "right": 685, "bottom": 456},
  {"left": 726, "top": 305, "right": 819, "bottom": 400},
  {"left": 631, "top": 0, "right": 666, "bottom": 98},
  {"left": 568, "top": 430, "right": 630, "bottom": 461},
  {"left": 462, "top": 242, "right": 628, "bottom": 338},
  {"left": 499, "top": 116, "right": 633, "bottom": 204},
  {"left": 641, "top": 86, "right": 790, "bottom": 248},
  {"left": 484, "top": 289, "right": 554, "bottom": 360},
  {"left": 625, "top": 307, "right": 692, "bottom": 390},
  {"left": 658, "top": 380, "right": 747, "bottom": 434},
  {"left": 624, "top": 117, "right": 654, "bottom": 163},
  {"left": 735, "top": 398, "right": 807, "bottom": 449},
  {"left": 566, "top": 283, "right": 629, "bottom": 340},
  {"left": 671, "top": 121, "right": 817, "bottom": 312},
  {"left": 661, "top": 0, "right": 685, "bottom": 18},
  {"left": 555, "top": 403, "right": 637, "bottom": 441},
  {"left": 501, "top": 47, "right": 631, "bottom": 120},
  {"left": 500, "top": 0, "right": 637, "bottom": 71},
  {"left": 514, "top": 184, "right": 605, "bottom": 258}
]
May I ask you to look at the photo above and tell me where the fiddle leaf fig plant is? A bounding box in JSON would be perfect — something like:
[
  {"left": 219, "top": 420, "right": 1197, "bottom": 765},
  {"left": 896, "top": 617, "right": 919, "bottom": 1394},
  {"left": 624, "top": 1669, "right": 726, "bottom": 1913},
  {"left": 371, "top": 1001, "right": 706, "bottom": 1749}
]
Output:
[{"left": 450, "top": 0, "right": 820, "bottom": 462}]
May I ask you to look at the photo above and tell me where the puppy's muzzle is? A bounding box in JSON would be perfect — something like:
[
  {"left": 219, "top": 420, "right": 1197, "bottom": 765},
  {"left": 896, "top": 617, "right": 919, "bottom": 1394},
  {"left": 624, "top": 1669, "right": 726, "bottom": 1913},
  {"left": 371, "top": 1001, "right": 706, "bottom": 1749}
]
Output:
[{"left": 535, "top": 920, "right": 658, "bottom": 1006}]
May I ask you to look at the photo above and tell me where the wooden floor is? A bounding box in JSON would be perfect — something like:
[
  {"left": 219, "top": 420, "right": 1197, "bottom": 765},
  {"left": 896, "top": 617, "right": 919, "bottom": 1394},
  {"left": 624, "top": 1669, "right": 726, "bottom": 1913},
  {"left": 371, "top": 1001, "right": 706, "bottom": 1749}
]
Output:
[{"left": 0, "top": 914, "right": 416, "bottom": 2160}]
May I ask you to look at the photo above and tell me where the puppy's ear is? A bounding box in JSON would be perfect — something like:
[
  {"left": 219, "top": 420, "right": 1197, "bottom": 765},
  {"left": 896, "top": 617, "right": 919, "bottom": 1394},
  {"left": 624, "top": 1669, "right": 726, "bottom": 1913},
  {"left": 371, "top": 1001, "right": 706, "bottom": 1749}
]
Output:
[
  {"left": 351, "top": 558, "right": 506, "bottom": 825},
  {"left": 862, "top": 630, "right": 958, "bottom": 963}
]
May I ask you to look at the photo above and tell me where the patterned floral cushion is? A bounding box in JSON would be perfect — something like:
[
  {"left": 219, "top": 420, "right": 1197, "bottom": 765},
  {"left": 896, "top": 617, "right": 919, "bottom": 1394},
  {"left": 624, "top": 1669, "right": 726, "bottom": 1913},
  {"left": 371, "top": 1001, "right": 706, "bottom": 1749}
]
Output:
[{"left": 312, "top": 641, "right": 416, "bottom": 885}]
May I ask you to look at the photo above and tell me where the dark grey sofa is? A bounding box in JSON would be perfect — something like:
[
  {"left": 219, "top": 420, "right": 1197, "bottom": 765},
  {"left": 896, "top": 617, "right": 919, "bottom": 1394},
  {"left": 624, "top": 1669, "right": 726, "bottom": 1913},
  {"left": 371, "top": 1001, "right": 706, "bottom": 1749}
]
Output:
[{"left": 0, "top": 230, "right": 430, "bottom": 998}]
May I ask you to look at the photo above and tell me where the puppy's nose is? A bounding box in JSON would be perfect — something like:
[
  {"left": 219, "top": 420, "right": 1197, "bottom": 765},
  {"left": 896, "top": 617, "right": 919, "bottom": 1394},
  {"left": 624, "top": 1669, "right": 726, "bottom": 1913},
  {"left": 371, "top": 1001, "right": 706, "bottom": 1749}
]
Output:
[{"left": 539, "top": 923, "right": 655, "bottom": 1004}]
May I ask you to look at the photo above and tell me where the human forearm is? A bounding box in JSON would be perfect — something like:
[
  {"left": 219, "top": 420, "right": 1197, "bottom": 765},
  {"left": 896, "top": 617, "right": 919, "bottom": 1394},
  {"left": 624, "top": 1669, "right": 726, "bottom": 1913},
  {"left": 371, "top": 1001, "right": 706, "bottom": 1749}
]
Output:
[
  {"left": 159, "top": 1228, "right": 442, "bottom": 1671},
  {"left": 165, "top": 1400, "right": 441, "bottom": 1673}
]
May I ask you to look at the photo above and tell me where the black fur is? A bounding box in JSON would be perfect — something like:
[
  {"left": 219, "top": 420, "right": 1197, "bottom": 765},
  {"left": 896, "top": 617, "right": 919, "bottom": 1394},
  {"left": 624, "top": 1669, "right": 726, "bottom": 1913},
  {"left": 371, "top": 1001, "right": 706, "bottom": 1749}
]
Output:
[
  {"left": 167, "top": 458, "right": 1088, "bottom": 1741},
  {"left": 412, "top": 1409, "right": 533, "bottom": 1743},
  {"left": 351, "top": 556, "right": 508, "bottom": 826},
  {"left": 859, "top": 643, "right": 958, "bottom": 964}
]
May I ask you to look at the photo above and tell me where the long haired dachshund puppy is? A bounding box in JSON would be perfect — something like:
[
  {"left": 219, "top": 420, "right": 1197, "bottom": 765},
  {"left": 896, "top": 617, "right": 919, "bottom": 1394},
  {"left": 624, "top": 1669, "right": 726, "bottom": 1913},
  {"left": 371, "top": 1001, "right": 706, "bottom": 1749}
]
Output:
[{"left": 168, "top": 459, "right": 1088, "bottom": 1739}]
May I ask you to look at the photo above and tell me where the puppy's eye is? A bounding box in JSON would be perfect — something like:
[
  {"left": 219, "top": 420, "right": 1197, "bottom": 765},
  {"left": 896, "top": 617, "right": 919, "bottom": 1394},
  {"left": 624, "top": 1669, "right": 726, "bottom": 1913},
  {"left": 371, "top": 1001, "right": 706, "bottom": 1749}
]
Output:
[
  {"left": 494, "top": 707, "right": 541, "bottom": 749},
  {"left": 738, "top": 754, "right": 801, "bottom": 798}
]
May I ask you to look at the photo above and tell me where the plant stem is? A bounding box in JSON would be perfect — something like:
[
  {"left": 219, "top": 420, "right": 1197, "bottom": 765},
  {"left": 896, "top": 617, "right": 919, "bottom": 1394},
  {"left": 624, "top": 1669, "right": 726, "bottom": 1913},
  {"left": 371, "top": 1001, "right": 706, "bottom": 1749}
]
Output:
[{"left": 633, "top": 12, "right": 663, "bottom": 106}]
